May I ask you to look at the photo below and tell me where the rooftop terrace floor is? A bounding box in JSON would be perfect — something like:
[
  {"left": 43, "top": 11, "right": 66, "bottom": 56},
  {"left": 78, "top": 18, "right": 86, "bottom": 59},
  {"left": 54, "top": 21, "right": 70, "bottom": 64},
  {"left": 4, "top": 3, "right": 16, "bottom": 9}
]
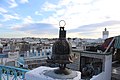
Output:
[{"left": 112, "top": 62, "right": 120, "bottom": 80}]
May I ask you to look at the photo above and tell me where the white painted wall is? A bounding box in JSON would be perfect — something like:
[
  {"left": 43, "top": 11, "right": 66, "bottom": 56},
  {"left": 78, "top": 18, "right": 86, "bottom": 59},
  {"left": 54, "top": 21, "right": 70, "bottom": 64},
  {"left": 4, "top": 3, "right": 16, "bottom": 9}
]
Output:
[{"left": 90, "top": 55, "right": 112, "bottom": 80}]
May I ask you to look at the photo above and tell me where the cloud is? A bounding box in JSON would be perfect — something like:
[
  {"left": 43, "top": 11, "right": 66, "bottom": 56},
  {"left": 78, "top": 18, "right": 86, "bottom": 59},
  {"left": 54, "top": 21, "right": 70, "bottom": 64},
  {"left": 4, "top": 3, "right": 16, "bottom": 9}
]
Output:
[
  {"left": 7, "top": 0, "right": 28, "bottom": 8},
  {"left": 20, "top": 0, "right": 29, "bottom": 4},
  {"left": 7, "top": 0, "right": 18, "bottom": 8},
  {"left": 35, "top": 11, "right": 42, "bottom": 15},
  {"left": 2, "top": 13, "right": 20, "bottom": 21},
  {"left": 39, "top": 0, "right": 120, "bottom": 30},
  {"left": 11, "top": 23, "right": 58, "bottom": 35},
  {"left": 1, "top": 0, "right": 120, "bottom": 38},
  {"left": 39, "top": 0, "right": 96, "bottom": 29},
  {"left": 11, "top": 24, "right": 24, "bottom": 30},
  {"left": 0, "top": 24, "right": 3, "bottom": 27},
  {"left": 67, "top": 20, "right": 120, "bottom": 38},
  {"left": 41, "top": 1, "right": 57, "bottom": 11},
  {"left": 70, "top": 20, "right": 120, "bottom": 32},
  {"left": 0, "top": 7, "right": 8, "bottom": 13},
  {"left": 23, "top": 16, "right": 33, "bottom": 23},
  {"left": 37, "top": 0, "right": 120, "bottom": 38}
]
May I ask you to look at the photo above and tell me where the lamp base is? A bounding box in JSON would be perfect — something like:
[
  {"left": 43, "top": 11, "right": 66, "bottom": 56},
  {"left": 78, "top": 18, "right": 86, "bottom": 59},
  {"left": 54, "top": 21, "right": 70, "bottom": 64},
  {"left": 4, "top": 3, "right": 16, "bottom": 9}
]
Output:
[{"left": 54, "top": 68, "right": 71, "bottom": 75}]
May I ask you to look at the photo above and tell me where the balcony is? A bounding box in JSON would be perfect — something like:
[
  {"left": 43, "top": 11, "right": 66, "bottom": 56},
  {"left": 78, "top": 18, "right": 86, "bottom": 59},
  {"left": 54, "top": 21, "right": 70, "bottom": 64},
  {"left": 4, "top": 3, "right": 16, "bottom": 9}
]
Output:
[{"left": 0, "top": 65, "right": 29, "bottom": 80}]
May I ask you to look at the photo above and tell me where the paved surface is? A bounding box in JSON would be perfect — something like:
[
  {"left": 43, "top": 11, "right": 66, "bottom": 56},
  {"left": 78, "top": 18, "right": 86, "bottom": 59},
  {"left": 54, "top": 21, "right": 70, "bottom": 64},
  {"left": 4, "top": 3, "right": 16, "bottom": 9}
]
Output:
[{"left": 112, "top": 62, "right": 120, "bottom": 80}]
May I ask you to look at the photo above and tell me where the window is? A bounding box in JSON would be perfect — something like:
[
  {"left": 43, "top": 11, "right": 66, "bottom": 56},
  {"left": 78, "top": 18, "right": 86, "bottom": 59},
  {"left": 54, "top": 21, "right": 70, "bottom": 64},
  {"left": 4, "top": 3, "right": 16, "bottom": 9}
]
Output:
[{"left": 42, "top": 52, "right": 44, "bottom": 56}]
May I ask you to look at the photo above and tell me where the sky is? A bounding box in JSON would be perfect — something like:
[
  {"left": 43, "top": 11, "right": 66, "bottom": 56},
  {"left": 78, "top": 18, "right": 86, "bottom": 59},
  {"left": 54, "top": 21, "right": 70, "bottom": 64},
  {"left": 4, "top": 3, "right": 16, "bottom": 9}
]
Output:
[{"left": 0, "top": 0, "right": 120, "bottom": 39}]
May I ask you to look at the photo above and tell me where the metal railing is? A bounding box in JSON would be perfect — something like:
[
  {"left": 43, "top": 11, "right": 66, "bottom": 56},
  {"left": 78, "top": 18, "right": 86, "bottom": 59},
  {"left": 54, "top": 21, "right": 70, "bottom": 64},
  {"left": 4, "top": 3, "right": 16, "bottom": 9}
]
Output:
[{"left": 0, "top": 65, "right": 29, "bottom": 80}]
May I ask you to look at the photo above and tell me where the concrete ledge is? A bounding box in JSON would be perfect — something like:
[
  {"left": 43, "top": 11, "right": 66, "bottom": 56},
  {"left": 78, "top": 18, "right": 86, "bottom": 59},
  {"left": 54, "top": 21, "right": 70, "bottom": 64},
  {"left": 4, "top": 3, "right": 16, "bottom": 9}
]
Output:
[{"left": 25, "top": 66, "right": 81, "bottom": 80}]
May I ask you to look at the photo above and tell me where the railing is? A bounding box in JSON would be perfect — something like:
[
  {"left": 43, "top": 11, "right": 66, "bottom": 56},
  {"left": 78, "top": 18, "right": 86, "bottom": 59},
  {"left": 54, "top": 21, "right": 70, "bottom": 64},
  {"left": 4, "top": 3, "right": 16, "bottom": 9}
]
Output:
[
  {"left": 72, "top": 50, "right": 112, "bottom": 55},
  {"left": 0, "top": 65, "right": 29, "bottom": 80}
]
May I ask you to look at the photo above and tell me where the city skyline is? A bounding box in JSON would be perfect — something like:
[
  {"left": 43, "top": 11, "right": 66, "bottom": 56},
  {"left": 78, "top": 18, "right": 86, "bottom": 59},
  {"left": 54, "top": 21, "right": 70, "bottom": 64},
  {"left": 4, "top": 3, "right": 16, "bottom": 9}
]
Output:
[{"left": 0, "top": 0, "right": 120, "bottom": 39}]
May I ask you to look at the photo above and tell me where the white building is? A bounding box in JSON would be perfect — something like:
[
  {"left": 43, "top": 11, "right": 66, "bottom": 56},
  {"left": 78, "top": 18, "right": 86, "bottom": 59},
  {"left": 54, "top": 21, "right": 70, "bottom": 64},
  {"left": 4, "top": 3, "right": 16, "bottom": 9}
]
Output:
[{"left": 103, "top": 28, "right": 109, "bottom": 39}]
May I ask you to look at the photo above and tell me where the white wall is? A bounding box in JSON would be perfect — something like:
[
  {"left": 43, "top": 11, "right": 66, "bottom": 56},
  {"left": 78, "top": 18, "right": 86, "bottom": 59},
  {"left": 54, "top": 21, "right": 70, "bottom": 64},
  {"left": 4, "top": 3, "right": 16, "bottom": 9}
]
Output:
[
  {"left": 91, "top": 72, "right": 105, "bottom": 80},
  {"left": 90, "top": 55, "right": 112, "bottom": 80}
]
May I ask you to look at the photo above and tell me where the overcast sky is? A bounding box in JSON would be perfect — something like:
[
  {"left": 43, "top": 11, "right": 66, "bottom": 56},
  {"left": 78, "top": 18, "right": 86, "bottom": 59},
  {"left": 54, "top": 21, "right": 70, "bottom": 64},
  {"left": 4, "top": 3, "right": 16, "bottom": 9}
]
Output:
[{"left": 0, "top": 0, "right": 120, "bottom": 39}]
